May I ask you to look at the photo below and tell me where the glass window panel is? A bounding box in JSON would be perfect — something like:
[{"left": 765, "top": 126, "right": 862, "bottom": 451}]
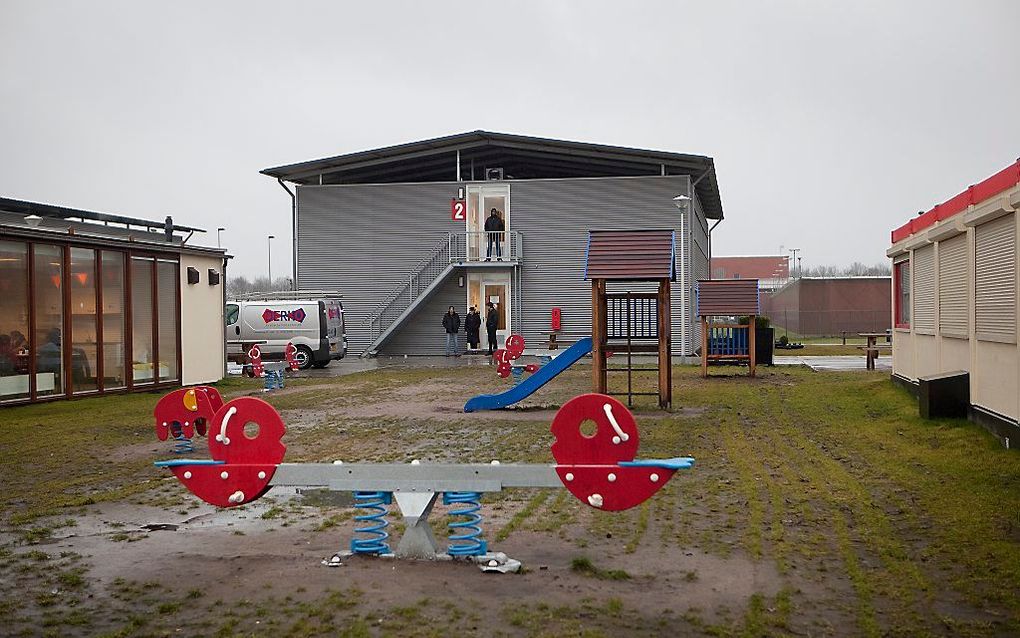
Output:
[
  {"left": 102, "top": 252, "right": 126, "bottom": 389},
  {"left": 131, "top": 257, "right": 154, "bottom": 384},
  {"left": 69, "top": 248, "right": 98, "bottom": 393},
  {"left": 0, "top": 241, "right": 30, "bottom": 402},
  {"left": 157, "top": 260, "right": 178, "bottom": 381},
  {"left": 34, "top": 244, "right": 64, "bottom": 396}
]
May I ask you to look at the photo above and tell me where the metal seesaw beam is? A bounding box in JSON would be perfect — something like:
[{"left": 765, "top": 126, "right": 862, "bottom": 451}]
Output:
[{"left": 270, "top": 462, "right": 562, "bottom": 493}]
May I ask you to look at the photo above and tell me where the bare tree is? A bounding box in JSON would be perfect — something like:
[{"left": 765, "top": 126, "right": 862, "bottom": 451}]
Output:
[
  {"left": 801, "top": 263, "right": 891, "bottom": 277},
  {"left": 226, "top": 275, "right": 292, "bottom": 297}
]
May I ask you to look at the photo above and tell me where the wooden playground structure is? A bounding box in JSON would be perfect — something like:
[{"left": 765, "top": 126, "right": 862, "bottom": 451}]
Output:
[
  {"left": 696, "top": 279, "right": 760, "bottom": 377},
  {"left": 585, "top": 230, "right": 674, "bottom": 409}
]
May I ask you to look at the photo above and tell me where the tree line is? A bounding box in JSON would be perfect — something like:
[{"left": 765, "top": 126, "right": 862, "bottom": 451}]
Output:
[
  {"left": 226, "top": 275, "right": 293, "bottom": 297},
  {"left": 798, "top": 262, "right": 891, "bottom": 277}
]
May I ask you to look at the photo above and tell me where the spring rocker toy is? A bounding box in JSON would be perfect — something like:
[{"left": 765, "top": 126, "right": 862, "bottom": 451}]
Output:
[
  {"left": 154, "top": 389, "right": 694, "bottom": 571},
  {"left": 244, "top": 342, "right": 300, "bottom": 391},
  {"left": 491, "top": 335, "right": 544, "bottom": 382}
]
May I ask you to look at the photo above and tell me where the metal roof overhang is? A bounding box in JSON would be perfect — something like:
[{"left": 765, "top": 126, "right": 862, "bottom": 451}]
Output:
[
  {"left": 0, "top": 222, "right": 228, "bottom": 258},
  {"left": 0, "top": 197, "right": 205, "bottom": 233},
  {"left": 261, "top": 131, "right": 723, "bottom": 219}
]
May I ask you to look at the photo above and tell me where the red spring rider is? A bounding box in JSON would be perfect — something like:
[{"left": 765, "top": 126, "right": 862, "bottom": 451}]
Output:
[
  {"left": 248, "top": 344, "right": 264, "bottom": 378},
  {"left": 284, "top": 342, "right": 300, "bottom": 372}
]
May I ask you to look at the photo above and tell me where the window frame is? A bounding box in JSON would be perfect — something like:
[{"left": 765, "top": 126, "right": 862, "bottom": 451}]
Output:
[{"left": 894, "top": 259, "right": 911, "bottom": 329}]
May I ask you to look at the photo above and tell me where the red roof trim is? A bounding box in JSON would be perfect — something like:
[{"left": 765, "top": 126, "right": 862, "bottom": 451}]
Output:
[{"left": 890, "top": 160, "right": 1020, "bottom": 244}]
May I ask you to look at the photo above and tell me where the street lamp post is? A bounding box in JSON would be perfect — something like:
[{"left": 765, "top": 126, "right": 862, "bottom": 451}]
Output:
[
  {"left": 268, "top": 235, "right": 275, "bottom": 284},
  {"left": 217, "top": 227, "right": 225, "bottom": 248},
  {"left": 788, "top": 248, "right": 801, "bottom": 278}
]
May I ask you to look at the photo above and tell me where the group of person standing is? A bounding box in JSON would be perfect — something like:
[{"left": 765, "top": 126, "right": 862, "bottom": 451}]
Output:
[{"left": 443, "top": 303, "right": 500, "bottom": 356}]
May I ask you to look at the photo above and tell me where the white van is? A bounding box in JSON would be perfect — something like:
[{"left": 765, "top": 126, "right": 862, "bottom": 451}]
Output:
[{"left": 225, "top": 291, "right": 347, "bottom": 369}]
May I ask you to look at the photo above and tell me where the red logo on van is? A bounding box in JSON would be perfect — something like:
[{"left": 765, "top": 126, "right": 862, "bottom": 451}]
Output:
[
  {"left": 262, "top": 308, "right": 307, "bottom": 323},
  {"left": 327, "top": 307, "right": 341, "bottom": 320}
]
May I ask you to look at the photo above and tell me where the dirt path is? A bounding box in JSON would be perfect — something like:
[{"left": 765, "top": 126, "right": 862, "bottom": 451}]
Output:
[{"left": 2, "top": 366, "right": 1017, "bottom": 636}]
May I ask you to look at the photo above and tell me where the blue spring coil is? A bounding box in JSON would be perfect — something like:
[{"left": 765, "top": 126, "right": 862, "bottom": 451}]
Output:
[
  {"left": 168, "top": 422, "right": 194, "bottom": 454},
  {"left": 350, "top": 491, "right": 392, "bottom": 555},
  {"left": 444, "top": 492, "right": 487, "bottom": 556},
  {"left": 264, "top": 370, "right": 284, "bottom": 391}
]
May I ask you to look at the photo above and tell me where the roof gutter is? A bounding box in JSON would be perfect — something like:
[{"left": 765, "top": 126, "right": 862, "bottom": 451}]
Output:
[{"left": 276, "top": 178, "right": 297, "bottom": 290}]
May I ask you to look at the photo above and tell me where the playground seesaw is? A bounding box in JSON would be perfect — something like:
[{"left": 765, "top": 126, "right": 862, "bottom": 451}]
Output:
[{"left": 153, "top": 387, "right": 694, "bottom": 572}]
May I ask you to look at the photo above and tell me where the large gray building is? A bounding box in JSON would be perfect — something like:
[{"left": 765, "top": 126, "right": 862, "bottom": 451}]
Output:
[{"left": 261, "top": 131, "right": 723, "bottom": 357}]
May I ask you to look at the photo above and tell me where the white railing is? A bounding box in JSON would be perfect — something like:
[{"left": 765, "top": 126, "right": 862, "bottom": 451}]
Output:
[{"left": 448, "top": 231, "right": 522, "bottom": 264}]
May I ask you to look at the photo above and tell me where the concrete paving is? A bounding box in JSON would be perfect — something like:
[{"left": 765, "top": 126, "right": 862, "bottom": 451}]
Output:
[
  {"left": 773, "top": 355, "right": 891, "bottom": 372},
  {"left": 232, "top": 352, "right": 891, "bottom": 379},
  {"left": 291, "top": 352, "right": 495, "bottom": 379}
]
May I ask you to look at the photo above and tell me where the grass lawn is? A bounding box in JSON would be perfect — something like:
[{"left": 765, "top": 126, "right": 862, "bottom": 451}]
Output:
[{"left": 0, "top": 365, "right": 1018, "bottom": 637}]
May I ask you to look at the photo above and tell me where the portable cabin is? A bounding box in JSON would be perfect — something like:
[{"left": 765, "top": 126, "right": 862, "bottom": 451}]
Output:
[{"left": 887, "top": 160, "right": 1020, "bottom": 443}]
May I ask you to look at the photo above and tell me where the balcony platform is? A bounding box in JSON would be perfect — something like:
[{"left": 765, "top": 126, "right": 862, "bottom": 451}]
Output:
[{"left": 451, "top": 258, "right": 520, "bottom": 268}]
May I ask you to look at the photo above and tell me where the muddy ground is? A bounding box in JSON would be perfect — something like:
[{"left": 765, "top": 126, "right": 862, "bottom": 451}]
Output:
[{"left": 1, "top": 362, "right": 1018, "bottom": 637}]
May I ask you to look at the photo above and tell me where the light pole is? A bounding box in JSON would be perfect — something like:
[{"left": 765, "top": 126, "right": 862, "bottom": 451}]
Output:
[
  {"left": 217, "top": 227, "right": 225, "bottom": 248},
  {"left": 788, "top": 248, "right": 801, "bottom": 278},
  {"left": 268, "top": 235, "right": 275, "bottom": 284}
]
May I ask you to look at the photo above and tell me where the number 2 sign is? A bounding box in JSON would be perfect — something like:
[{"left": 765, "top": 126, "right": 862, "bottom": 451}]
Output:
[{"left": 451, "top": 199, "right": 466, "bottom": 221}]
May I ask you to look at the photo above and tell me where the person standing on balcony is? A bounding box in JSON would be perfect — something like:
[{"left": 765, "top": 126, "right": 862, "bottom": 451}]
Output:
[
  {"left": 485, "top": 208, "right": 505, "bottom": 261},
  {"left": 485, "top": 302, "right": 499, "bottom": 355},
  {"left": 442, "top": 306, "right": 461, "bottom": 357},
  {"left": 465, "top": 306, "right": 481, "bottom": 351}
]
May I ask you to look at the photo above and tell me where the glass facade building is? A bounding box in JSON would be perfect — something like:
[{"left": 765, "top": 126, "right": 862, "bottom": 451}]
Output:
[{"left": 0, "top": 239, "right": 182, "bottom": 404}]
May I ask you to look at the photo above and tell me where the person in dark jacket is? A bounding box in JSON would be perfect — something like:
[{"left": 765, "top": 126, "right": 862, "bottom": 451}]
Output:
[
  {"left": 464, "top": 306, "right": 481, "bottom": 351},
  {"left": 442, "top": 306, "right": 461, "bottom": 356},
  {"left": 485, "top": 302, "right": 499, "bottom": 355},
  {"left": 484, "top": 208, "right": 505, "bottom": 260}
]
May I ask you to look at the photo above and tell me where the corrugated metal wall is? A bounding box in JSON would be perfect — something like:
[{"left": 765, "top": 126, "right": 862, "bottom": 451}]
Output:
[
  {"left": 384, "top": 274, "right": 464, "bottom": 353},
  {"left": 296, "top": 182, "right": 457, "bottom": 355},
  {"left": 295, "top": 175, "right": 704, "bottom": 356},
  {"left": 508, "top": 175, "right": 695, "bottom": 355}
]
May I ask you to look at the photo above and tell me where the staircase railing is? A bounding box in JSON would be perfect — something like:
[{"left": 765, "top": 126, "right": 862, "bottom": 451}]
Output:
[
  {"left": 448, "top": 231, "right": 522, "bottom": 263},
  {"left": 362, "top": 235, "right": 454, "bottom": 343}
]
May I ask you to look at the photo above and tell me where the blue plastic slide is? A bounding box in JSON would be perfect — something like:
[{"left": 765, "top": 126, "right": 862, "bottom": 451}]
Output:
[{"left": 464, "top": 337, "right": 593, "bottom": 412}]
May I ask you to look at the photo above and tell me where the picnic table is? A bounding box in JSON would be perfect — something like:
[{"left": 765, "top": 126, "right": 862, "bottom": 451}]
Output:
[{"left": 857, "top": 332, "right": 891, "bottom": 370}]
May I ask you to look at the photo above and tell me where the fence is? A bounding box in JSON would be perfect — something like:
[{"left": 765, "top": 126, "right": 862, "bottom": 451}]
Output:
[{"left": 768, "top": 310, "right": 890, "bottom": 339}]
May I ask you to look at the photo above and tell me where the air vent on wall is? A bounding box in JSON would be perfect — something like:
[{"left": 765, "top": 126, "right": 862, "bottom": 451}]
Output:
[
  {"left": 186, "top": 267, "right": 200, "bottom": 284},
  {"left": 208, "top": 269, "right": 221, "bottom": 285}
]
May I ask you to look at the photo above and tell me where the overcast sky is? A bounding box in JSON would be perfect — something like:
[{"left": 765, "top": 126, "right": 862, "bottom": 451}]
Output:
[{"left": 2, "top": 1, "right": 1018, "bottom": 278}]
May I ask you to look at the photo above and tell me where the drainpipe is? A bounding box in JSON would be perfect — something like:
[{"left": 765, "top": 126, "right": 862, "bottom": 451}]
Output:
[
  {"left": 276, "top": 178, "right": 297, "bottom": 290},
  {"left": 708, "top": 217, "right": 723, "bottom": 268}
]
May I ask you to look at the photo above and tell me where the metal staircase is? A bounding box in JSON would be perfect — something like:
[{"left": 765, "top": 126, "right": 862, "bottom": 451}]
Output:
[
  {"left": 361, "top": 236, "right": 456, "bottom": 355},
  {"left": 361, "top": 232, "right": 523, "bottom": 356}
]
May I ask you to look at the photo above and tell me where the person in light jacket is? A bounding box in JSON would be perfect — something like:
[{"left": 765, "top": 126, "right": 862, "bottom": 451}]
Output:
[{"left": 442, "top": 306, "right": 461, "bottom": 356}]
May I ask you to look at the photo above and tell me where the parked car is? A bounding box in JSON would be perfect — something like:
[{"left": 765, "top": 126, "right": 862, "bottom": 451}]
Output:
[{"left": 225, "top": 291, "right": 347, "bottom": 369}]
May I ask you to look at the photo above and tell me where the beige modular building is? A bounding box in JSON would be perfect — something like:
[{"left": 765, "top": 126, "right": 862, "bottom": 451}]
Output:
[
  {"left": 887, "top": 160, "right": 1020, "bottom": 443},
  {"left": 0, "top": 198, "right": 228, "bottom": 405}
]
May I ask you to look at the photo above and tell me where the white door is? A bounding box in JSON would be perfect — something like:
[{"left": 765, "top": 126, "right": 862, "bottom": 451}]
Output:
[
  {"left": 466, "top": 184, "right": 510, "bottom": 261},
  {"left": 467, "top": 272, "right": 512, "bottom": 349}
]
